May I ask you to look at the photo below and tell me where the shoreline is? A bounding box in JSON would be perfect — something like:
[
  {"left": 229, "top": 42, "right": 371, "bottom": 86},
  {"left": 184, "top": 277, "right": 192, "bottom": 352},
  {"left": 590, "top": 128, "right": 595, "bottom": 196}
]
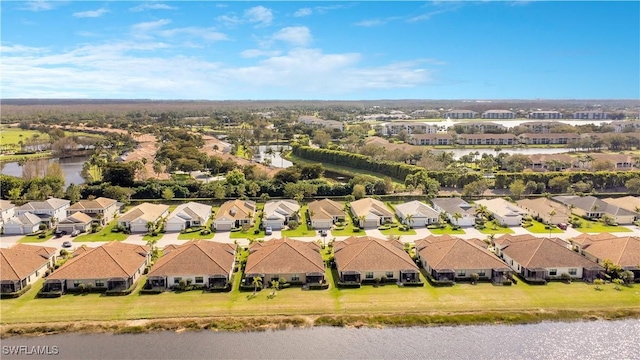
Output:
[{"left": 3, "top": 308, "right": 639, "bottom": 338}]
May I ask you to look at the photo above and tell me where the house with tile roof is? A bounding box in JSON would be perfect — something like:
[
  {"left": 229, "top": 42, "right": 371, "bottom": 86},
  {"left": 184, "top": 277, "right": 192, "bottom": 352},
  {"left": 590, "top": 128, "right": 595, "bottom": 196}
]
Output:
[
  {"left": 333, "top": 236, "right": 421, "bottom": 285},
  {"left": 307, "top": 199, "right": 346, "bottom": 230},
  {"left": 516, "top": 198, "right": 570, "bottom": 225},
  {"left": 0, "top": 244, "right": 56, "bottom": 296},
  {"left": 494, "top": 235, "right": 602, "bottom": 283},
  {"left": 577, "top": 235, "right": 640, "bottom": 281},
  {"left": 65, "top": 197, "right": 118, "bottom": 225},
  {"left": 56, "top": 212, "right": 93, "bottom": 234},
  {"left": 415, "top": 235, "right": 511, "bottom": 284},
  {"left": 243, "top": 238, "right": 325, "bottom": 287},
  {"left": 42, "top": 242, "right": 150, "bottom": 293},
  {"left": 146, "top": 240, "right": 236, "bottom": 290},
  {"left": 2, "top": 212, "right": 42, "bottom": 235},
  {"left": 349, "top": 198, "right": 394, "bottom": 229},
  {"left": 602, "top": 196, "right": 640, "bottom": 214},
  {"left": 475, "top": 198, "right": 527, "bottom": 227},
  {"left": 262, "top": 200, "right": 300, "bottom": 230},
  {"left": 164, "top": 202, "right": 212, "bottom": 232},
  {"left": 15, "top": 198, "right": 70, "bottom": 226},
  {"left": 214, "top": 200, "right": 256, "bottom": 231},
  {"left": 431, "top": 198, "right": 476, "bottom": 227},
  {"left": 394, "top": 200, "right": 439, "bottom": 227},
  {"left": 118, "top": 203, "right": 170, "bottom": 233},
  {"left": 552, "top": 195, "right": 637, "bottom": 224}
]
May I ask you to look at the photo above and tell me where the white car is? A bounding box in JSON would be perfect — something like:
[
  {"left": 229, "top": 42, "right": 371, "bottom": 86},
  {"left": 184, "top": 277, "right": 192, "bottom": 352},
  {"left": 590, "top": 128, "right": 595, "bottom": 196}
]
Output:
[{"left": 265, "top": 226, "right": 273, "bottom": 235}]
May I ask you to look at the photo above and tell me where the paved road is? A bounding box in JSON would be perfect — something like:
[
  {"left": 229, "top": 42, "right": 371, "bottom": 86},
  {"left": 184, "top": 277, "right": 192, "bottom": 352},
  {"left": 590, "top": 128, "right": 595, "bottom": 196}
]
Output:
[{"left": 2, "top": 225, "right": 640, "bottom": 252}]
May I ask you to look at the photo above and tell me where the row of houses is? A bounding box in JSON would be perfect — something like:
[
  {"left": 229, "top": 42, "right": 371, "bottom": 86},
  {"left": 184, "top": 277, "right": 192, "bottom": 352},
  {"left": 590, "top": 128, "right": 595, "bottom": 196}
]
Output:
[
  {"left": 4, "top": 232, "right": 637, "bottom": 297},
  {"left": 443, "top": 110, "right": 611, "bottom": 120},
  {"left": 408, "top": 131, "right": 640, "bottom": 146}
]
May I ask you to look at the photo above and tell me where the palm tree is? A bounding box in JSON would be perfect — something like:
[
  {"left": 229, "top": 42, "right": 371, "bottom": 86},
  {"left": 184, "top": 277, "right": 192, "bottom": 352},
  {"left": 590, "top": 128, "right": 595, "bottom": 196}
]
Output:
[
  {"left": 252, "top": 276, "right": 262, "bottom": 295},
  {"left": 358, "top": 215, "right": 366, "bottom": 229},
  {"left": 452, "top": 212, "right": 463, "bottom": 226},
  {"left": 403, "top": 214, "right": 415, "bottom": 229},
  {"left": 475, "top": 204, "right": 489, "bottom": 220}
]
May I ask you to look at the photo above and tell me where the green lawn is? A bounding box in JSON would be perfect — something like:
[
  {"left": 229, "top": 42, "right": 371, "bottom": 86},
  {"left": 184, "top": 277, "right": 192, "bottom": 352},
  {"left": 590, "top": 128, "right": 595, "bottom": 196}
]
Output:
[
  {"left": 18, "top": 230, "right": 55, "bottom": 243},
  {"left": 477, "top": 221, "right": 515, "bottom": 235},
  {"left": 428, "top": 225, "right": 466, "bottom": 235},
  {"left": 2, "top": 271, "right": 639, "bottom": 325},
  {"left": 281, "top": 206, "right": 317, "bottom": 237},
  {"left": 572, "top": 217, "right": 632, "bottom": 233},
  {"left": 0, "top": 127, "right": 50, "bottom": 146},
  {"left": 142, "top": 232, "right": 165, "bottom": 242},
  {"left": 177, "top": 220, "right": 215, "bottom": 240},
  {"left": 330, "top": 223, "right": 365, "bottom": 236},
  {"left": 380, "top": 227, "right": 417, "bottom": 236},
  {"left": 229, "top": 225, "right": 266, "bottom": 240},
  {"left": 524, "top": 220, "right": 564, "bottom": 234},
  {"left": 73, "top": 220, "right": 128, "bottom": 242}
]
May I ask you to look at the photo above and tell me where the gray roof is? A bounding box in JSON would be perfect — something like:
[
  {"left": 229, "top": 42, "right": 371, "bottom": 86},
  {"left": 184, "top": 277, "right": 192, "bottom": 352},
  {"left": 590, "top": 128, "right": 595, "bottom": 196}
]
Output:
[
  {"left": 552, "top": 196, "right": 636, "bottom": 217},
  {"left": 395, "top": 201, "right": 439, "bottom": 219},
  {"left": 16, "top": 198, "right": 70, "bottom": 212},
  {"left": 431, "top": 198, "right": 475, "bottom": 216},
  {"left": 5, "top": 213, "right": 41, "bottom": 226}
]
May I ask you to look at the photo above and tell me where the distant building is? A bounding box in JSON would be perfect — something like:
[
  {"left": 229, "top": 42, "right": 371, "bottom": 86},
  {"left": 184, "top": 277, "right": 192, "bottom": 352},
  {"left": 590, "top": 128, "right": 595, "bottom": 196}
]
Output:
[
  {"left": 573, "top": 111, "right": 608, "bottom": 120},
  {"left": 481, "top": 110, "right": 515, "bottom": 119},
  {"left": 381, "top": 122, "right": 439, "bottom": 136},
  {"left": 298, "top": 116, "right": 344, "bottom": 131},
  {"left": 443, "top": 110, "right": 478, "bottom": 119},
  {"left": 528, "top": 111, "right": 563, "bottom": 119}
]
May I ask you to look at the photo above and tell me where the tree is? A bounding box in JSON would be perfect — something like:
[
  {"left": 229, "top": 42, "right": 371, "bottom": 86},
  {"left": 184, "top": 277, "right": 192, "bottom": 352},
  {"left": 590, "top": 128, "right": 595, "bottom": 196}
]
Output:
[
  {"left": 470, "top": 273, "right": 479, "bottom": 285},
  {"left": 403, "top": 214, "right": 414, "bottom": 229},
  {"left": 352, "top": 184, "right": 366, "bottom": 199},
  {"left": 625, "top": 178, "right": 640, "bottom": 194},
  {"left": 600, "top": 214, "right": 615, "bottom": 226},
  {"left": 103, "top": 163, "right": 136, "bottom": 187},
  {"left": 252, "top": 276, "right": 263, "bottom": 295},
  {"left": 162, "top": 188, "right": 175, "bottom": 201},
  {"left": 548, "top": 176, "right": 570, "bottom": 193},
  {"left": 452, "top": 212, "right": 462, "bottom": 226},
  {"left": 65, "top": 183, "right": 82, "bottom": 203},
  {"left": 509, "top": 179, "right": 526, "bottom": 200},
  {"left": 312, "top": 130, "right": 331, "bottom": 148},
  {"left": 525, "top": 180, "right": 538, "bottom": 194}
]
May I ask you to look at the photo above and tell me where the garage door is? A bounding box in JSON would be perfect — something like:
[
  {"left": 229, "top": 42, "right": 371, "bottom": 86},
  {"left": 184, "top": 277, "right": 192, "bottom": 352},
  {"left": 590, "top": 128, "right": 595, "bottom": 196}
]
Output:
[
  {"left": 215, "top": 222, "right": 232, "bottom": 231},
  {"left": 164, "top": 222, "right": 184, "bottom": 232},
  {"left": 364, "top": 219, "right": 378, "bottom": 229},
  {"left": 57, "top": 224, "right": 77, "bottom": 233},
  {"left": 131, "top": 223, "right": 148, "bottom": 233}
]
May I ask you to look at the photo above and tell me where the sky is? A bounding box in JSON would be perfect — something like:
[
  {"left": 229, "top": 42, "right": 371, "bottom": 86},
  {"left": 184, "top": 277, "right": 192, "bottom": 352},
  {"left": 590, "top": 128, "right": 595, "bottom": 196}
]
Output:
[{"left": 1, "top": 1, "right": 639, "bottom": 100}]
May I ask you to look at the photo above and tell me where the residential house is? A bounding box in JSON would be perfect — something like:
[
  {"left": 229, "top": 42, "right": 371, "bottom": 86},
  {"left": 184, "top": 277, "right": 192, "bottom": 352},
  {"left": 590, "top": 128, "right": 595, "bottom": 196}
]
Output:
[
  {"left": 394, "top": 200, "right": 439, "bottom": 227},
  {"left": 56, "top": 212, "right": 93, "bottom": 234},
  {"left": 307, "top": 199, "right": 346, "bottom": 230},
  {"left": 164, "top": 202, "right": 212, "bottom": 232},
  {"left": 481, "top": 110, "right": 515, "bottom": 119},
  {"left": 494, "top": 235, "right": 602, "bottom": 282},
  {"left": 244, "top": 238, "right": 325, "bottom": 287},
  {"left": 333, "top": 236, "right": 421, "bottom": 285},
  {"left": 568, "top": 233, "right": 618, "bottom": 253},
  {"left": 262, "top": 200, "right": 300, "bottom": 230},
  {"left": 528, "top": 111, "right": 563, "bottom": 119},
  {"left": 214, "top": 200, "right": 256, "bottom": 231},
  {"left": 431, "top": 198, "right": 476, "bottom": 227},
  {"left": 612, "top": 121, "right": 640, "bottom": 133},
  {"left": 574, "top": 235, "right": 640, "bottom": 280},
  {"left": 118, "top": 203, "right": 170, "bottom": 233},
  {"left": 552, "top": 195, "right": 637, "bottom": 224},
  {"left": 516, "top": 198, "right": 570, "bottom": 225},
  {"left": 475, "top": 198, "right": 526, "bottom": 227},
  {"left": 42, "top": 242, "right": 150, "bottom": 293},
  {"left": 349, "top": 198, "right": 394, "bottom": 229},
  {"left": 602, "top": 196, "right": 640, "bottom": 214},
  {"left": 0, "top": 244, "right": 56, "bottom": 295},
  {"left": 456, "top": 133, "right": 517, "bottom": 146},
  {"left": 443, "top": 110, "right": 478, "bottom": 119},
  {"left": 590, "top": 153, "right": 638, "bottom": 170},
  {"left": 518, "top": 133, "right": 580, "bottom": 145},
  {"left": 146, "top": 240, "right": 236, "bottom": 290},
  {"left": 409, "top": 133, "right": 455, "bottom": 146},
  {"left": 15, "top": 198, "right": 70, "bottom": 226},
  {"left": 452, "top": 121, "right": 506, "bottom": 133},
  {"left": 520, "top": 121, "right": 566, "bottom": 133},
  {"left": 381, "top": 122, "right": 439, "bottom": 136},
  {"left": 415, "top": 235, "right": 511, "bottom": 284},
  {"left": 298, "top": 115, "right": 344, "bottom": 131},
  {"left": 65, "top": 197, "right": 118, "bottom": 225},
  {"left": 2, "top": 213, "right": 42, "bottom": 235},
  {"left": 527, "top": 153, "right": 575, "bottom": 171},
  {"left": 573, "top": 111, "right": 608, "bottom": 120},
  {"left": 0, "top": 200, "right": 15, "bottom": 232}
]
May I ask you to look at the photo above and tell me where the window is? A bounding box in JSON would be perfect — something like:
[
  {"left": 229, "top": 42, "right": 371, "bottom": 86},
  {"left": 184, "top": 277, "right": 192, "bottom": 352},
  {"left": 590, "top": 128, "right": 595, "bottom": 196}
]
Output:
[
  {"left": 457, "top": 270, "right": 466, "bottom": 277},
  {"left": 95, "top": 280, "right": 104, "bottom": 287},
  {"left": 174, "top": 277, "right": 182, "bottom": 284},
  {"left": 478, "top": 271, "right": 485, "bottom": 277},
  {"left": 291, "top": 274, "right": 299, "bottom": 282},
  {"left": 195, "top": 277, "right": 204, "bottom": 284},
  {"left": 365, "top": 272, "right": 374, "bottom": 279},
  {"left": 36, "top": 271, "right": 39, "bottom": 276},
  {"left": 271, "top": 276, "right": 279, "bottom": 282},
  {"left": 549, "top": 269, "right": 557, "bottom": 276},
  {"left": 568, "top": 268, "right": 577, "bottom": 276},
  {"left": 386, "top": 272, "right": 394, "bottom": 278},
  {"left": 74, "top": 280, "right": 81, "bottom": 287}
]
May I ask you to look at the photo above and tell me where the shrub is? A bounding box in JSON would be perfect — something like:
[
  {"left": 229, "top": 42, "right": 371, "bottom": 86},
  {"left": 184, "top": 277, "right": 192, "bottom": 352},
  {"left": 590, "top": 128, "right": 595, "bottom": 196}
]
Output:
[
  {"left": 470, "top": 273, "right": 480, "bottom": 284},
  {"left": 560, "top": 273, "right": 572, "bottom": 283},
  {"left": 353, "top": 228, "right": 361, "bottom": 233},
  {"left": 77, "top": 283, "right": 86, "bottom": 292},
  {"left": 38, "top": 233, "right": 47, "bottom": 239}
]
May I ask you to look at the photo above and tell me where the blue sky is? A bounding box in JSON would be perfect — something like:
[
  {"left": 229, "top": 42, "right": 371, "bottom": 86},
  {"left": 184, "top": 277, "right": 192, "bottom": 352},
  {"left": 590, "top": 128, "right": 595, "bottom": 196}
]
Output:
[{"left": 1, "top": 1, "right": 638, "bottom": 100}]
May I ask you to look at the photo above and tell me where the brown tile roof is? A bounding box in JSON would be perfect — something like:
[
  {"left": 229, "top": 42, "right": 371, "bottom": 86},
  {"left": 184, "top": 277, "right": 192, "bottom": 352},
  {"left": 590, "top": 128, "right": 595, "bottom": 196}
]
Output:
[
  {"left": 499, "top": 237, "right": 600, "bottom": 269},
  {"left": 61, "top": 212, "right": 93, "bottom": 224},
  {"left": 516, "top": 198, "right": 571, "bottom": 218},
  {"left": 245, "top": 238, "right": 324, "bottom": 275},
  {"left": 119, "top": 203, "right": 169, "bottom": 223},
  {"left": 416, "top": 235, "right": 508, "bottom": 270},
  {"left": 349, "top": 198, "right": 393, "bottom": 219},
  {"left": 603, "top": 197, "right": 640, "bottom": 213},
  {"left": 149, "top": 240, "right": 235, "bottom": 277},
  {"left": 334, "top": 236, "right": 418, "bottom": 272},
  {"left": 0, "top": 200, "right": 15, "bottom": 211},
  {"left": 570, "top": 233, "right": 617, "bottom": 247},
  {"left": 527, "top": 153, "right": 575, "bottom": 164},
  {"left": 67, "top": 197, "right": 117, "bottom": 211},
  {"left": 308, "top": 199, "right": 345, "bottom": 221},
  {"left": 215, "top": 200, "right": 256, "bottom": 222},
  {"left": 48, "top": 242, "right": 149, "bottom": 280},
  {"left": 1, "top": 244, "right": 56, "bottom": 281},
  {"left": 494, "top": 233, "right": 539, "bottom": 246},
  {"left": 582, "top": 236, "right": 640, "bottom": 267}
]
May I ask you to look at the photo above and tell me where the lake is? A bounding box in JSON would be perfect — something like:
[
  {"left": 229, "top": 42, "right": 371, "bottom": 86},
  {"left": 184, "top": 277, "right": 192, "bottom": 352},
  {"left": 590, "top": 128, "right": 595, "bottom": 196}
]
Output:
[
  {"left": 2, "top": 320, "right": 638, "bottom": 359},
  {"left": 1, "top": 156, "right": 88, "bottom": 187}
]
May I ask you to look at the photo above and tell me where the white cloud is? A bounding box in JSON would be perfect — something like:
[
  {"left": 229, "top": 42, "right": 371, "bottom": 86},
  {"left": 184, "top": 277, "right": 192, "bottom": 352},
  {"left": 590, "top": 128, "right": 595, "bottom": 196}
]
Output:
[
  {"left": 272, "top": 27, "right": 312, "bottom": 47},
  {"left": 294, "top": 8, "right": 312, "bottom": 17},
  {"left": 216, "top": 14, "right": 242, "bottom": 26},
  {"left": 132, "top": 19, "right": 172, "bottom": 33},
  {"left": 73, "top": 8, "right": 110, "bottom": 18},
  {"left": 244, "top": 6, "right": 273, "bottom": 27},
  {"left": 21, "top": 0, "right": 56, "bottom": 12},
  {"left": 130, "top": 3, "right": 177, "bottom": 12},
  {"left": 355, "top": 19, "right": 386, "bottom": 27},
  {"left": 407, "top": 7, "right": 458, "bottom": 22},
  {"left": 241, "top": 49, "right": 282, "bottom": 58},
  {"left": 158, "top": 27, "right": 228, "bottom": 42}
]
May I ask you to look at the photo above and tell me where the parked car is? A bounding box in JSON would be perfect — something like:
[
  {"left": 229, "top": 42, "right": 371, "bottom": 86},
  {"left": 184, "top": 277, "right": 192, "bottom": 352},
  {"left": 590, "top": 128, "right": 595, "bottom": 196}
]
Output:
[
  {"left": 557, "top": 223, "right": 568, "bottom": 230},
  {"left": 265, "top": 226, "right": 273, "bottom": 235},
  {"left": 54, "top": 230, "right": 67, "bottom": 238},
  {"left": 62, "top": 241, "right": 72, "bottom": 248},
  {"left": 71, "top": 230, "right": 81, "bottom": 237},
  {"left": 320, "top": 230, "right": 328, "bottom": 237}
]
